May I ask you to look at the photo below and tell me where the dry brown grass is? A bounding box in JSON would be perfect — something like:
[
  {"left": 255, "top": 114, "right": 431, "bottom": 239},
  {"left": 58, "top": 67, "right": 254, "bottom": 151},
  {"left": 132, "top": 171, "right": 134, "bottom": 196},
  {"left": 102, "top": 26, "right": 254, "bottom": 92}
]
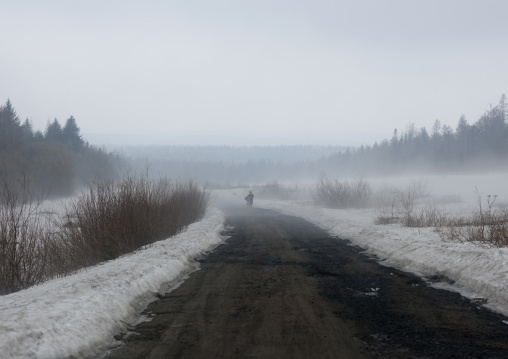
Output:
[{"left": 0, "top": 173, "right": 209, "bottom": 295}]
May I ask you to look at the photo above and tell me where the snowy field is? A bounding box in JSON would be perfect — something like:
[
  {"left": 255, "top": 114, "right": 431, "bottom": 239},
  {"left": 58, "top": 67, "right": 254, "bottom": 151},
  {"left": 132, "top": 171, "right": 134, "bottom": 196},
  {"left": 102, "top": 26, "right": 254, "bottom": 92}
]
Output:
[{"left": 1, "top": 172, "right": 507, "bottom": 358}]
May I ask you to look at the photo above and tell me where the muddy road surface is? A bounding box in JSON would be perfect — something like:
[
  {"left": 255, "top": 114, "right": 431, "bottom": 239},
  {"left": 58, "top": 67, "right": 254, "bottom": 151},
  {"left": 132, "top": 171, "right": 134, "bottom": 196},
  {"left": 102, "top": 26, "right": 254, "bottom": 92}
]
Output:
[{"left": 105, "top": 206, "right": 508, "bottom": 358}]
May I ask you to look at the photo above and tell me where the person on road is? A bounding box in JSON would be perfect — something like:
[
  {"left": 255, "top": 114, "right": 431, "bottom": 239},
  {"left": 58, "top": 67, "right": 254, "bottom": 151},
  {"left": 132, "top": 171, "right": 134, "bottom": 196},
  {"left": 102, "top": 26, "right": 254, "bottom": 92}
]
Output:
[{"left": 245, "top": 191, "right": 254, "bottom": 206}]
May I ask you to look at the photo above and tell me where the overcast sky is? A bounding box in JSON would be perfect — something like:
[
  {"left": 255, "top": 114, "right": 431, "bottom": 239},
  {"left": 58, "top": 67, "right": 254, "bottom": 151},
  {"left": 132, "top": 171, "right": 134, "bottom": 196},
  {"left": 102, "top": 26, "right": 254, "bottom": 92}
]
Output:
[{"left": 1, "top": 0, "right": 507, "bottom": 146}]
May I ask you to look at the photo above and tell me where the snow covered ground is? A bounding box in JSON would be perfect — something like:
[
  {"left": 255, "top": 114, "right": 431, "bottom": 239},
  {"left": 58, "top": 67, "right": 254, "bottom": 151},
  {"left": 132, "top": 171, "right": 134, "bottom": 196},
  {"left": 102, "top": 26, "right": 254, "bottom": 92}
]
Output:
[
  {"left": 1, "top": 172, "right": 507, "bottom": 358},
  {"left": 0, "top": 208, "right": 226, "bottom": 359}
]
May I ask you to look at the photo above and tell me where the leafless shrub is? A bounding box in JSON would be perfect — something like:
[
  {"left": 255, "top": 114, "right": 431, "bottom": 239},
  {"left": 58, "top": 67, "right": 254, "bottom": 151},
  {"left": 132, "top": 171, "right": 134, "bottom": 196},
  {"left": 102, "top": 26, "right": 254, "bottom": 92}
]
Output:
[
  {"left": 374, "top": 188, "right": 400, "bottom": 224},
  {"left": 0, "top": 176, "right": 61, "bottom": 294},
  {"left": 395, "top": 181, "right": 427, "bottom": 226},
  {"left": 254, "top": 181, "right": 299, "bottom": 201},
  {"left": 375, "top": 180, "right": 429, "bottom": 226},
  {"left": 440, "top": 189, "right": 508, "bottom": 246},
  {"left": 314, "top": 173, "right": 372, "bottom": 209},
  {"left": 58, "top": 174, "right": 210, "bottom": 268},
  {"left": 0, "top": 172, "right": 210, "bottom": 295},
  {"left": 405, "top": 203, "right": 449, "bottom": 228}
]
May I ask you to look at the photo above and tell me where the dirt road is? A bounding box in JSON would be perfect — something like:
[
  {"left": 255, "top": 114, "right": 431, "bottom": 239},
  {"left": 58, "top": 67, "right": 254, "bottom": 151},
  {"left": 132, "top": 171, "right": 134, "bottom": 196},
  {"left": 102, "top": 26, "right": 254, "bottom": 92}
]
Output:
[{"left": 105, "top": 206, "right": 508, "bottom": 358}]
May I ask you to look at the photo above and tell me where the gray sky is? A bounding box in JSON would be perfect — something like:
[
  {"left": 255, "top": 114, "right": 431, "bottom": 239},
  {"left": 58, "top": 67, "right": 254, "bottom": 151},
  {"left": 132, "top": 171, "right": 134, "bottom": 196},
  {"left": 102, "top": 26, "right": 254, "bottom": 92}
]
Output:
[{"left": 1, "top": 0, "right": 507, "bottom": 146}]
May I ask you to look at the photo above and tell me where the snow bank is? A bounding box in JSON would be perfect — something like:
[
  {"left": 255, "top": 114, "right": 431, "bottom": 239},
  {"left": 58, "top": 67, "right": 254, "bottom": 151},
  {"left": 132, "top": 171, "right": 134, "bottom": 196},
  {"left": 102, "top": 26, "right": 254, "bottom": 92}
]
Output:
[
  {"left": 259, "top": 199, "right": 508, "bottom": 318},
  {"left": 0, "top": 207, "right": 226, "bottom": 359},
  {"left": 3, "top": 184, "right": 508, "bottom": 358}
]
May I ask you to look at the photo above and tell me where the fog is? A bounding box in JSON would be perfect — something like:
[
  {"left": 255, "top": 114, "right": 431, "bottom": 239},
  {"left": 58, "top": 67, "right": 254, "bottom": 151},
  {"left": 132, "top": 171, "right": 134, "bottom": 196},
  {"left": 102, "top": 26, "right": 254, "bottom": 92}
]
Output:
[
  {"left": 2, "top": 1, "right": 506, "bottom": 197},
  {"left": 368, "top": 173, "right": 508, "bottom": 205},
  {"left": 2, "top": 1, "right": 507, "bottom": 147},
  {"left": 118, "top": 143, "right": 508, "bottom": 206}
]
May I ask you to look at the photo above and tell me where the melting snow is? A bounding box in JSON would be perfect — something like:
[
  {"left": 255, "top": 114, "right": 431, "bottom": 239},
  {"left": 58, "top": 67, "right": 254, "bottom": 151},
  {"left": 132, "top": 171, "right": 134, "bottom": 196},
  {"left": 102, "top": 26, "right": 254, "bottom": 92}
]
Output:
[
  {"left": 2, "top": 187, "right": 508, "bottom": 358},
  {"left": 0, "top": 207, "right": 226, "bottom": 359}
]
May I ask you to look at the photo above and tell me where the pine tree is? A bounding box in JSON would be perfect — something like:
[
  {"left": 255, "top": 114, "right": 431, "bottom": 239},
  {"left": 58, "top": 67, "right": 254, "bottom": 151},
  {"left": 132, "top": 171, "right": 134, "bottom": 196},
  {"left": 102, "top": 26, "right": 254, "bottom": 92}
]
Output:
[
  {"left": 20, "top": 118, "right": 34, "bottom": 144},
  {"left": 499, "top": 94, "right": 507, "bottom": 122},
  {"left": 431, "top": 120, "right": 441, "bottom": 140},
  {"left": 475, "top": 104, "right": 505, "bottom": 156},
  {"left": 0, "top": 99, "right": 22, "bottom": 150},
  {"left": 456, "top": 115, "right": 469, "bottom": 162},
  {"left": 45, "top": 119, "right": 63, "bottom": 142},
  {"left": 62, "top": 116, "right": 84, "bottom": 151}
]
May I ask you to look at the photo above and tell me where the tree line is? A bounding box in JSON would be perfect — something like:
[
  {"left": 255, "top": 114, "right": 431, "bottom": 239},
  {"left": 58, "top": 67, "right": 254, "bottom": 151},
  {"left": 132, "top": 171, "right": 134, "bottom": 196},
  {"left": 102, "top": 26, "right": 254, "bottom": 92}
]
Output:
[
  {"left": 0, "top": 99, "right": 123, "bottom": 197},
  {"left": 6, "top": 94, "right": 503, "bottom": 193},
  {"left": 119, "top": 144, "right": 347, "bottom": 164},
  {"left": 325, "top": 94, "right": 508, "bottom": 175},
  {"left": 124, "top": 95, "right": 508, "bottom": 185}
]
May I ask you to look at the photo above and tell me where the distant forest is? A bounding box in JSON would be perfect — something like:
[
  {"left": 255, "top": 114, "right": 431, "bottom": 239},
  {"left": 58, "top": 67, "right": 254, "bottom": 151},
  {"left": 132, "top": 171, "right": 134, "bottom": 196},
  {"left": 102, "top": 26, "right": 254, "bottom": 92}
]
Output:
[
  {"left": 117, "top": 144, "right": 347, "bottom": 164},
  {"left": 119, "top": 144, "right": 347, "bottom": 184},
  {"left": 123, "top": 95, "right": 508, "bottom": 184},
  {"left": 325, "top": 94, "right": 508, "bottom": 175},
  {"left": 120, "top": 145, "right": 342, "bottom": 184},
  {"left": 3, "top": 94, "right": 506, "bottom": 194},
  {"left": 0, "top": 100, "right": 123, "bottom": 197}
]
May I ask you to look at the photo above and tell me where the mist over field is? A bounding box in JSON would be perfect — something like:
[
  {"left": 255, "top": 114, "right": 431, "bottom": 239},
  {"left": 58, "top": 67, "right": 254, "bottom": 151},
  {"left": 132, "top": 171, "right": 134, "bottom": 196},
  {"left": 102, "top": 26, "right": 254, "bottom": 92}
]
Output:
[
  {"left": 112, "top": 106, "right": 508, "bottom": 195},
  {"left": 2, "top": 0, "right": 507, "bottom": 195},
  {"left": 1, "top": 0, "right": 507, "bottom": 299},
  {"left": 2, "top": 2, "right": 508, "bottom": 357}
]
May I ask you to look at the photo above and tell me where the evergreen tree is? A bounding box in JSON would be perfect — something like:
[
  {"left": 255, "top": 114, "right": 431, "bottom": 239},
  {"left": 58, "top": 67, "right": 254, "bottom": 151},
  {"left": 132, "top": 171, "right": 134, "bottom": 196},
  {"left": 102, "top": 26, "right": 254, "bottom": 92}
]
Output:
[
  {"left": 0, "top": 98, "right": 122, "bottom": 197},
  {"left": 45, "top": 119, "right": 63, "bottom": 142},
  {"left": 0, "top": 99, "right": 22, "bottom": 150},
  {"left": 389, "top": 129, "right": 400, "bottom": 162},
  {"left": 475, "top": 105, "right": 505, "bottom": 155},
  {"left": 456, "top": 115, "right": 469, "bottom": 162},
  {"left": 431, "top": 120, "right": 441, "bottom": 140},
  {"left": 20, "top": 118, "right": 34, "bottom": 144},
  {"left": 429, "top": 120, "right": 443, "bottom": 162},
  {"left": 62, "top": 116, "right": 84, "bottom": 151},
  {"left": 499, "top": 94, "right": 507, "bottom": 122},
  {"left": 416, "top": 127, "right": 430, "bottom": 158},
  {"left": 33, "top": 130, "right": 44, "bottom": 141}
]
